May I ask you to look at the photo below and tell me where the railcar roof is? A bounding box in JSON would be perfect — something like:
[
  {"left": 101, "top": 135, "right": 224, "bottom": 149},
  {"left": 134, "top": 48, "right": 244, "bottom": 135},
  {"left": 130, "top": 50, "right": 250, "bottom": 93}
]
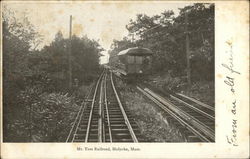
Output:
[{"left": 117, "top": 47, "right": 153, "bottom": 56}]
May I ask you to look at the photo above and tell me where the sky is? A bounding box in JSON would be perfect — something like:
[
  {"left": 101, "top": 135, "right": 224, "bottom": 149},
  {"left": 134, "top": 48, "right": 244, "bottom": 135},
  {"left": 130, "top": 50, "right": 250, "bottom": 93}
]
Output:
[{"left": 3, "top": 1, "right": 192, "bottom": 64}]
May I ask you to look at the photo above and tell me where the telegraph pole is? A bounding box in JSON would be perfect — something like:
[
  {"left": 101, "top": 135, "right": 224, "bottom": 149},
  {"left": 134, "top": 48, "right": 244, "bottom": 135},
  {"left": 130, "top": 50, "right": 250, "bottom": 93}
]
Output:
[
  {"left": 69, "top": 15, "right": 72, "bottom": 89},
  {"left": 185, "top": 12, "right": 191, "bottom": 87}
]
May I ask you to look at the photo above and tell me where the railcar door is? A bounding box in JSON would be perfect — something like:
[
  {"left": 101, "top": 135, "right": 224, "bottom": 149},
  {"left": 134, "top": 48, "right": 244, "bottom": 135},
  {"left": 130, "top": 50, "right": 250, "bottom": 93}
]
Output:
[
  {"left": 135, "top": 56, "right": 143, "bottom": 73},
  {"left": 127, "top": 55, "right": 136, "bottom": 74}
]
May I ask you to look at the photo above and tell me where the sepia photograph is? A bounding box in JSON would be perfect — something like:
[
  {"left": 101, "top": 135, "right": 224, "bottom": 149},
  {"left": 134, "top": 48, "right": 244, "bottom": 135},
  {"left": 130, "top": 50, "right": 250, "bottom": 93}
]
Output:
[
  {"left": 0, "top": 0, "right": 249, "bottom": 158},
  {"left": 2, "top": 2, "right": 215, "bottom": 143}
]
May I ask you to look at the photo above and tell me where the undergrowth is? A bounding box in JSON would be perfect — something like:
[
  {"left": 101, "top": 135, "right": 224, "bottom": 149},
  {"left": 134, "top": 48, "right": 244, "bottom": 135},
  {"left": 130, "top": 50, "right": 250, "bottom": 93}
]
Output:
[{"left": 117, "top": 79, "right": 185, "bottom": 142}]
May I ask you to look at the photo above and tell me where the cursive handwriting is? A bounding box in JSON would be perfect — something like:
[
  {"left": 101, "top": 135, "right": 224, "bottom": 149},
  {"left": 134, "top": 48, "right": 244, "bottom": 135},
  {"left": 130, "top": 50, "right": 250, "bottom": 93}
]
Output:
[
  {"left": 221, "top": 41, "right": 240, "bottom": 75},
  {"left": 222, "top": 40, "right": 240, "bottom": 146},
  {"left": 224, "top": 76, "right": 235, "bottom": 93},
  {"left": 221, "top": 63, "right": 240, "bottom": 75},
  {"left": 226, "top": 100, "right": 238, "bottom": 146},
  {"left": 226, "top": 119, "right": 238, "bottom": 146}
]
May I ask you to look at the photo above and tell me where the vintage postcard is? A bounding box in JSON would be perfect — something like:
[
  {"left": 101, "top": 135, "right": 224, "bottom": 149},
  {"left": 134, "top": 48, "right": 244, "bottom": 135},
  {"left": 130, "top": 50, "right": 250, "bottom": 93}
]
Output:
[{"left": 0, "top": 0, "right": 249, "bottom": 158}]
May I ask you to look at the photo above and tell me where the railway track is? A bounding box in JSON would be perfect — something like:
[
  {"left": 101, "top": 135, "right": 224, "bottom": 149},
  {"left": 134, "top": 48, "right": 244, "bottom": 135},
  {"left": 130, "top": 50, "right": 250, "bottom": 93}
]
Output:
[
  {"left": 66, "top": 69, "right": 142, "bottom": 142},
  {"left": 137, "top": 86, "right": 215, "bottom": 142}
]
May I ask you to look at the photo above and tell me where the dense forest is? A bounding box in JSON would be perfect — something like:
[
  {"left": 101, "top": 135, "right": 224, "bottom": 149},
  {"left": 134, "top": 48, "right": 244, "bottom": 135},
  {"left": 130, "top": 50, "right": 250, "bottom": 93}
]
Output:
[
  {"left": 109, "top": 3, "right": 214, "bottom": 82},
  {"left": 3, "top": 8, "right": 102, "bottom": 141}
]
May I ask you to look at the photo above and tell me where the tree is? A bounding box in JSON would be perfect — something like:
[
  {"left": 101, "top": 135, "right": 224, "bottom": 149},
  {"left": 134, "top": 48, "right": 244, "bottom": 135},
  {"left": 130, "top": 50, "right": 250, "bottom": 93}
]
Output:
[
  {"left": 3, "top": 7, "right": 43, "bottom": 141},
  {"left": 109, "top": 37, "right": 136, "bottom": 57},
  {"left": 3, "top": 7, "right": 103, "bottom": 142},
  {"left": 111, "top": 3, "right": 214, "bottom": 80},
  {"left": 39, "top": 33, "right": 103, "bottom": 89}
]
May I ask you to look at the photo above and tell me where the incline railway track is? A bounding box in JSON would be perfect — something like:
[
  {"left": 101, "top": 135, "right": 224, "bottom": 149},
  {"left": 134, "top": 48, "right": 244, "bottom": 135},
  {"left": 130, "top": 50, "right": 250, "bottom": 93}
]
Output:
[
  {"left": 66, "top": 69, "right": 142, "bottom": 142},
  {"left": 137, "top": 85, "right": 215, "bottom": 142}
]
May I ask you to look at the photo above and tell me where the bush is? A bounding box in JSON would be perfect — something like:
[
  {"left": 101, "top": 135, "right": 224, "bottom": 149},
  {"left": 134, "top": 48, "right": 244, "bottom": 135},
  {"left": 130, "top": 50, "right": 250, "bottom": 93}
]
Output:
[{"left": 4, "top": 86, "right": 80, "bottom": 142}]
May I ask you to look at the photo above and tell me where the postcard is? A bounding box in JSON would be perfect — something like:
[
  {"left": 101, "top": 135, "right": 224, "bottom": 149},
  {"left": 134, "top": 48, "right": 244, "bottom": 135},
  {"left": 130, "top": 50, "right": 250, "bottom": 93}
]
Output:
[{"left": 1, "top": 0, "right": 249, "bottom": 158}]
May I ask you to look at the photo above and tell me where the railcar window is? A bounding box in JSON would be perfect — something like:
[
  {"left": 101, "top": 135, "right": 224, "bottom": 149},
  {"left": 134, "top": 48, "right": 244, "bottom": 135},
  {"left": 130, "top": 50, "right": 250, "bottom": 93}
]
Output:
[
  {"left": 135, "top": 56, "right": 143, "bottom": 64},
  {"left": 128, "top": 56, "right": 135, "bottom": 64}
]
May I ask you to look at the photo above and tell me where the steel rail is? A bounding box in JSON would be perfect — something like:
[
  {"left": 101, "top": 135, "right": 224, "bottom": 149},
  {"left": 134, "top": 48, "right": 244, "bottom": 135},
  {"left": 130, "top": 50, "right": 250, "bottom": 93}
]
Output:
[
  {"left": 66, "top": 83, "right": 94, "bottom": 142},
  {"left": 98, "top": 73, "right": 104, "bottom": 142},
  {"left": 170, "top": 95, "right": 215, "bottom": 120},
  {"left": 84, "top": 71, "right": 105, "bottom": 142},
  {"left": 110, "top": 71, "right": 138, "bottom": 143},
  {"left": 137, "top": 86, "right": 211, "bottom": 142},
  {"left": 144, "top": 88, "right": 214, "bottom": 141},
  {"left": 104, "top": 72, "right": 113, "bottom": 142},
  {"left": 101, "top": 73, "right": 107, "bottom": 142},
  {"left": 177, "top": 93, "right": 214, "bottom": 111},
  {"left": 102, "top": 72, "right": 106, "bottom": 142}
]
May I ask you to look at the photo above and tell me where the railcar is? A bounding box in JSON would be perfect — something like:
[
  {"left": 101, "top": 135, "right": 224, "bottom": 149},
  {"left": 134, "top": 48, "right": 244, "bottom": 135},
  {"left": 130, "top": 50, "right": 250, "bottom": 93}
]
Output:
[{"left": 109, "top": 47, "right": 153, "bottom": 80}]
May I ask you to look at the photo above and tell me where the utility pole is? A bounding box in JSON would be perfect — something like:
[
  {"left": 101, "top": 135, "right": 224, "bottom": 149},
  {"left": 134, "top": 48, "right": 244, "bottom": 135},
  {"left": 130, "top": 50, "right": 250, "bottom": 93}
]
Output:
[
  {"left": 185, "top": 11, "right": 191, "bottom": 87},
  {"left": 69, "top": 15, "right": 72, "bottom": 89}
]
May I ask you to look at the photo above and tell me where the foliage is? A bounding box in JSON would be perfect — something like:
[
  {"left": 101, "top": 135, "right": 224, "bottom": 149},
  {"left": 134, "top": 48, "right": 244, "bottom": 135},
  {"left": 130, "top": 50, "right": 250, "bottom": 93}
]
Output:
[
  {"left": 118, "top": 79, "right": 185, "bottom": 142},
  {"left": 109, "top": 3, "right": 214, "bottom": 81},
  {"left": 109, "top": 37, "right": 136, "bottom": 57},
  {"left": 3, "top": 6, "right": 102, "bottom": 92},
  {"left": 38, "top": 32, "right": 102, "bottom": 90},
  {"left": 3, "top": 7, "right": 101, "bottom": 142},
  {"left": 3, "top": 8, "right": 41, "bottom": 90},
  {"left": 2, "top": 8, "right": 44, "bottom": 141},
  {"left": 6, "top": 86, "right": 80, "bottom": 142}
]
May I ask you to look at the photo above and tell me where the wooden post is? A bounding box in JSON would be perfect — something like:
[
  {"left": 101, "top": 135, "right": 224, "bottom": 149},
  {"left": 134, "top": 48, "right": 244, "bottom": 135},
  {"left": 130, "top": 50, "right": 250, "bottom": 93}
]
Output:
[
  {"left": 185, "top": 12, "right": 191, "bottom": 87},
  {"left": 69, "top": 15, "right": 72, "bottom": 89}
]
